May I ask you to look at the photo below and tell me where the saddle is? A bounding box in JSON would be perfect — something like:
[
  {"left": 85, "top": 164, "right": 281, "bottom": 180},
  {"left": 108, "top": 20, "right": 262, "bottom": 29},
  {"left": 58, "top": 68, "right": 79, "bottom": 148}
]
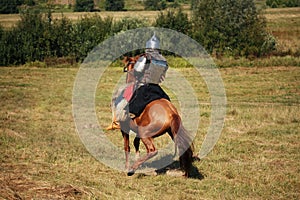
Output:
[{"left": 128, "top": 83, "right": 170, "bottom": 118}]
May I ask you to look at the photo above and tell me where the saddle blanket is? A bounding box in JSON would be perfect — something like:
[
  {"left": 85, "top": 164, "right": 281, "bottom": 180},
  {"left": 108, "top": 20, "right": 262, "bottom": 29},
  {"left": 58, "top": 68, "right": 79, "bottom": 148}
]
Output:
[{"left": 128, "top": 83, "right": 170, "bottom": 118}]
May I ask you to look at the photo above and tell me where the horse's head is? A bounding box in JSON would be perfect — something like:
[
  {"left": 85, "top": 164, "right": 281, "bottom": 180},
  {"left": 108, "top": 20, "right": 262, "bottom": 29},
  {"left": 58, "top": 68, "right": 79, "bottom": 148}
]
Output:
[{"left": 122, "top": 55, "right": 140, "bottom": 83}]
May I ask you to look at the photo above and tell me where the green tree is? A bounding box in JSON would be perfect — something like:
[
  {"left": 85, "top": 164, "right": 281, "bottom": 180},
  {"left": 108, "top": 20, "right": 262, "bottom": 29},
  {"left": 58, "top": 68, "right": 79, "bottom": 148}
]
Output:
[
  {"left": 144, "top": 0, "right": 167, "bottom": 10},
  {"left": 286, "top": 0, "right": 299, "bottom": 7},
  {"left": 154, "top": 8, "right": 191, "bottom": 35},
  {"left": 0, "top": 0, "right": 24, "bottom": 14},
  {"left": 105, "top": 0, "right": 125, "bottom": 11},
  {"left": 192, "top": 0, "right": 275, "bottom": 57},
  {"left": 266, "top": 0, "right": 299, "bottom": 7},
  {"left": 24, "top": 0, "right": 35, "bottom": 6},
  {"left": 190, "top": 0, "right": 197, "bottom": 9},
  {"left": 74, "top": 0, "right": 94, "bottom": 12}
]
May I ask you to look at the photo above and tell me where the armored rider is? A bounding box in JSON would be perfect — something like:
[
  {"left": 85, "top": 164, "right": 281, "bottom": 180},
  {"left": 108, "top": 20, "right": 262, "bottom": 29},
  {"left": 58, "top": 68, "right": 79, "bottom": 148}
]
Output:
[{"left": 115, "top": 33, "right": 170, "bottom": 121}]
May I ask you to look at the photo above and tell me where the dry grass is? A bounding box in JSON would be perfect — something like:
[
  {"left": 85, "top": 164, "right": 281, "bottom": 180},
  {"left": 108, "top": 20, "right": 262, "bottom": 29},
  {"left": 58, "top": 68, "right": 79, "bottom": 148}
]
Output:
[
  {"left": 264, "top": 7, "right": 300, "bottom": 55},
  {"left": 0, "top": 6, "right": 299, "bottom": 200},
  {"left": 0, "top": 11, "right": 161, "bottom": 29},
  {"left": 0, "top": 64, "right": 299, "bottom": 199},
  {"left": 264, "top": 7, "right": 300, "bottom": 18}
]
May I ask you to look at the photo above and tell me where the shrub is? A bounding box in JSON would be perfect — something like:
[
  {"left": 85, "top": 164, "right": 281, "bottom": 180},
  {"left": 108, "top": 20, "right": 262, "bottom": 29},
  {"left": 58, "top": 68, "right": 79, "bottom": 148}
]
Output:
[
  {"left": 105, "top": 0, "right": 125, "bottom": 11},
  {"left": 47, "top": 16, "right": 75, "bottom": 58},
  {"left": 71, "top": 15, "right": 113, "bottom": 61},
  {"left": 11, "top": 10, "right": 48, "bottom": 64},
  {"left": 0, "top": 9, "right": 130, "bottom": 65},
  {"left": 144, "top": 0, "right": 167, "bottom": 10},
  {"left": 0, "top": 0, "right": 24, "bottom": 14},
  {"left": 74, "top": 0, "right": 94, "bottom": 12},
  {"left": 24, "top": 0, "right": 35, "bottom": 6},
  {"left": 14, "top": 10, "right": 75, "bottom": 63},
  {"left": 112, "top": 17, "right": 146, "bottom": 32},
  {"left": 266, "top": 0, "right": 299, "bottom": 8},
  {"left": 192, "top": 0, "right": 276, "bottom": 57},
  {"left": 154, "top": 8, "right": 191, "bottom": 35}
]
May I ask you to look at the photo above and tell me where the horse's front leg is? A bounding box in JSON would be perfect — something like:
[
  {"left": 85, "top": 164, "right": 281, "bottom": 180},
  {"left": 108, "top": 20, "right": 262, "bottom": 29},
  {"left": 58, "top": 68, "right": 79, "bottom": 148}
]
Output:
[
  {"left": 120, "top": 120, "right": 132, "bottom": 170},
  {"left": 122, "top": 131, "right": 130, "bottom": 170}
]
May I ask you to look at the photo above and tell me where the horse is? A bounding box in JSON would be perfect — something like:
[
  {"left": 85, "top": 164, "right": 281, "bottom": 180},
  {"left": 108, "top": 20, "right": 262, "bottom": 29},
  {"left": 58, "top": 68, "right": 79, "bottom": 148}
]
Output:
[{"left": 117, "top": 55, "right": 194, "bottom": 177}]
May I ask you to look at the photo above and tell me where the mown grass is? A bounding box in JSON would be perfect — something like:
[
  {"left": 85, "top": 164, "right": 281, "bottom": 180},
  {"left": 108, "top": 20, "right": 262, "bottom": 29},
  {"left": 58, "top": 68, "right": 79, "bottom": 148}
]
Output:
[
  {"left": 0, "top": 11, "right": 161, "bottom": 29},
  {"left": 0, "top": 62, "right": 299, "bottom": 199},
  {"left": 0, "top": 5, "right": 299, "bottom": 200},
  {"left": 264, "top": 7, "right": 300, "bottom": 55}
]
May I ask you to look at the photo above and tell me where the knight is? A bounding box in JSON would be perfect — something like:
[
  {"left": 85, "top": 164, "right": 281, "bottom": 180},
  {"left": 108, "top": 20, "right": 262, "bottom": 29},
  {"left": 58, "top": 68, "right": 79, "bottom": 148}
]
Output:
[
  {"left": 113, "top": 33, "right": 170, "bottom": 123},
  {"left": 133, "top": 33, "right": 168, "bottom": 85}
]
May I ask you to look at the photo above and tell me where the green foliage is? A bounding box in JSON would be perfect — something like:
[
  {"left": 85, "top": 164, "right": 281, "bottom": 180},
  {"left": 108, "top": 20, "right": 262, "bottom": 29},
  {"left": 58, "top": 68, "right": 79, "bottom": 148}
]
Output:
[
  {"left": 105, "top": 0, "right": 125, "bottom": 11},
  {"left": 266, "top": 0, "right": 299, "bottom": 8},
  {"left": 190, "top": 0, "right": 197, "bottom": 10},
  {"left": 192, "top": 0, "right": 276, "bottom": 57},
  {"left": 74, "top": 0, "right": 94, "bottom": 12},
  {"left": 0, "top": 8, "right": 149, "bottom": 66},
  {"left": 154, "top": 8, "right": 191, "bottom": 35},
  {"left": 24, "top": 0, "right": 35, "bottom": 6},
  {"left": 112, "top": 17, "right": 146, "bottom": 32},
  {"left": 71, "top": 15, "right": 114, "bottom": 61},
  {"left": 167, "top": 0, "right": 181, "bottom": 8},
  {"left": 0, "top": 10, "right": 67, "bottom": 65},
  {"left": 0, "top": 9, "right": 90, "bottom": 65},
  {"left": 2, "top": 10, "right": 48, "bottom": 64},
  {"left": 144, "top": 0, "right": 167, "bottom": 10},
  {"left": 0, "top": 0, "right": 24, "bottom": 14},
  {"left": 0, "top": 0, "right": 282, "bottom": 65}
]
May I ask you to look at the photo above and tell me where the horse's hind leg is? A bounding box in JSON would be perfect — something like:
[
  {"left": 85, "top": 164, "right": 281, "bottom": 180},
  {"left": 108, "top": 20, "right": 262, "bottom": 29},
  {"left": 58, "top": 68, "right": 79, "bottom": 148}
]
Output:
[
  {"left": 167, "top": 128, "right": 175, "bottom": 140},
  {"left": 133, "top": 137, "right": 140, "bottom": 160},
  {"left": 128, "top": 137, "right": 157, "bottom": 176},
  {"left": 167, "top": 129, "right": 177, "bottom": 157}
]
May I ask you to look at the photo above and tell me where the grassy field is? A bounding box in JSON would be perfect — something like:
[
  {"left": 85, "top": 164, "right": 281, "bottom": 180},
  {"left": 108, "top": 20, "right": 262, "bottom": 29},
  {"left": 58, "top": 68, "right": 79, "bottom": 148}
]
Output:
[
  {"left": 0, "top": 62, "right": 299, "bottom": 199},
  {"left": 0, "top": 11, "right": 159, "bottom": 29},
  {"left": 0, "top": 6, "right": 300, "bottom": 200},
  {"left": 264, "top": 7, "right": 300, "bottom": 55}
]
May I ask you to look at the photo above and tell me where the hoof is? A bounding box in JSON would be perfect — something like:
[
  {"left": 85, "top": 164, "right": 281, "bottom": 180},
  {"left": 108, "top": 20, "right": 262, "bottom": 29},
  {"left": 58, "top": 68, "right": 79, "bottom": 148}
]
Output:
[{"left": 127, "top": 169, "right": 135, "bottom": 176}]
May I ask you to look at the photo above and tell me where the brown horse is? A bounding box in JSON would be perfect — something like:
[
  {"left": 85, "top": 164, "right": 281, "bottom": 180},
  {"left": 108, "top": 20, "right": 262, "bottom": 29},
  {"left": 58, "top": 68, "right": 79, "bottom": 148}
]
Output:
[{"left": 118, "top": 56, "right": 194, "bottom": 177}]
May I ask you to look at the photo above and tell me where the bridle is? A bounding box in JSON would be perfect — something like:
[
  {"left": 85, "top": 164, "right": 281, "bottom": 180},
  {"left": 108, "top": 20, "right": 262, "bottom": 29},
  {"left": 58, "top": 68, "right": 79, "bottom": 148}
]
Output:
[
  {"left": 123, "top": 61, "right": 136, "bottom": 73},
  {"left": 123, "top": 53, "right": 145, "bottom": 73}
]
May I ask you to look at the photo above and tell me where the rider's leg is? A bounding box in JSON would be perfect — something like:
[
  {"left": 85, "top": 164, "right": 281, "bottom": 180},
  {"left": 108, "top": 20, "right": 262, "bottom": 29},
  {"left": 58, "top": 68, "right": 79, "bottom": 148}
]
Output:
[{"left": 115, "top": 98, "right": 128, "bottom": 121}]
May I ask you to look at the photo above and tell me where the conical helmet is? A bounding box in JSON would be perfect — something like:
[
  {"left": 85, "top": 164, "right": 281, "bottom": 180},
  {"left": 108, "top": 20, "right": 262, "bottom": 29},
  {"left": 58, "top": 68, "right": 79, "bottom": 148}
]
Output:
[{"left": 146, "top": 33, "right": 160, "bottom": 49}]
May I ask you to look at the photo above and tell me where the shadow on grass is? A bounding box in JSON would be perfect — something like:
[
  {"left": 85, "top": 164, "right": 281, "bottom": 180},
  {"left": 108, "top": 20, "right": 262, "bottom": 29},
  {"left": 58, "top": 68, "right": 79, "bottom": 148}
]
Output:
[
  {"left": 138, "top": 154, "right": 204, "bottom": 180},
  {"left": 155, "top": 160, "right": 204, "bottom": 180}
]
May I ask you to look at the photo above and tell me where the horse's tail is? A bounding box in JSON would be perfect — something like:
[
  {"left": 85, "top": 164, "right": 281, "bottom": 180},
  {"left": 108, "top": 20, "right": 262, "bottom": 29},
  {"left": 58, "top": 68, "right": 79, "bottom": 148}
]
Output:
[{"left": 171, "top": 114, "right": 194, "bottom": 177}]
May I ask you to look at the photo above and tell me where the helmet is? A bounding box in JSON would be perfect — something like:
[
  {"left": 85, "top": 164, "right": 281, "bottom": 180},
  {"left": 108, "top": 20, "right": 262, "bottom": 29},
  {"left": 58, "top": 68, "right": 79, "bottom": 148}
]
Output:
[{"left": 145, "top": 33, "right": 160, "bottom": 49}]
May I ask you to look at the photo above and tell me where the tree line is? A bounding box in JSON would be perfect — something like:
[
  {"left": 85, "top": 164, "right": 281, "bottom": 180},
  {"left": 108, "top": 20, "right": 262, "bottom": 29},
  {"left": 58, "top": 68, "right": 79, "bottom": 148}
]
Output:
[
  {"left": 0, "top": 0, "right": 184, "bottom": 13},
  {"left": 266, "top": 0, "right": 299, "bottom": 8},
  {"left": 1, "top": 0, "right": 299, "bottom": 14},
  {"left": 0, "top": 0, "right": 278, "bottom": 66}
]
